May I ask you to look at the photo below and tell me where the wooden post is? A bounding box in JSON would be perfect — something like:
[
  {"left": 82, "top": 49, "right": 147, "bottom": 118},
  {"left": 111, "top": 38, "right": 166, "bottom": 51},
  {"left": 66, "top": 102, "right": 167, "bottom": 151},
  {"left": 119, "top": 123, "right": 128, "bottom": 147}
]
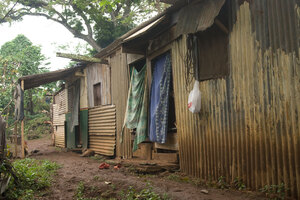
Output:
[
  {"left": 21, "top": 80, "right": 25, "bottom": 159},
  {"left": 14, "top": 122, "right": 18, "bottom": 157}
]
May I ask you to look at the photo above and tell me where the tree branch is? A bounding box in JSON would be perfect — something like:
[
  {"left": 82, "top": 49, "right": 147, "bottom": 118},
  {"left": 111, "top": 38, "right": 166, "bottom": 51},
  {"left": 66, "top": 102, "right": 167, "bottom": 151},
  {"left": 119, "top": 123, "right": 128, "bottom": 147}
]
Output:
[
  {"left": 11, "top": 10, "right": 102, "bottom": 52},
  {"left": 70, "top": 3, "right": 93, "bottom": 37},
  {"left": 0, "top": 0, "right": 20, "bottom": 23}
]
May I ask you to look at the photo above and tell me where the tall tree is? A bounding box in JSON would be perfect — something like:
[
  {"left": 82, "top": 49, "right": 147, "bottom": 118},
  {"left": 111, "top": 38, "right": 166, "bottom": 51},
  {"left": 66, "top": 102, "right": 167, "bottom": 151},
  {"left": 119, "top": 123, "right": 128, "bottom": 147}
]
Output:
[
  {"left": 0, "top": 34, "right": 50, "bottom": 115},
  {"left": 0, "top": 0, "right": 168, "bottom": 52}
]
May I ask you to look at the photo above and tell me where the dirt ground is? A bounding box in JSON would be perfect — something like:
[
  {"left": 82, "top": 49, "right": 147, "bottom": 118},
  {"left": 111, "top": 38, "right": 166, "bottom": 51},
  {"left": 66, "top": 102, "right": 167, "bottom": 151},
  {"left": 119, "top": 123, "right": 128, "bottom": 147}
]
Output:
[{"left": 22, "top": 136, "right": 266, "bottom": 200}]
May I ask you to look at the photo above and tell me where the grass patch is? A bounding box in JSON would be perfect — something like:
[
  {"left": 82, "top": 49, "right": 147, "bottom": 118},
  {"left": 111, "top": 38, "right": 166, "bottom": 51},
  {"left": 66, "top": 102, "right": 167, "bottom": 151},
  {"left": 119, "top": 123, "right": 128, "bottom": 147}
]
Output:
[
  {"left": 120, "top": 184, "right": 169, "bottom": 200},
  {"left": 4, "top": 158, "right": 60, "bottom": 200},
  {"left": 167, "top": 173, "right": 190, "bottom": 183}
]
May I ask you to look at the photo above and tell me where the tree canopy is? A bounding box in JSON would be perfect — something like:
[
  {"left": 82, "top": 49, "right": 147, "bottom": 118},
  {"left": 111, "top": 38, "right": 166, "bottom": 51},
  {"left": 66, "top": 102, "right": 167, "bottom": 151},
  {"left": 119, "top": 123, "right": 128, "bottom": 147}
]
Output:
[
  {"left": 0, "top": 0, "right": 168, "bottom": 52},
  {"left": 0, "top": 34, "right": 54, "bottom": 117}
]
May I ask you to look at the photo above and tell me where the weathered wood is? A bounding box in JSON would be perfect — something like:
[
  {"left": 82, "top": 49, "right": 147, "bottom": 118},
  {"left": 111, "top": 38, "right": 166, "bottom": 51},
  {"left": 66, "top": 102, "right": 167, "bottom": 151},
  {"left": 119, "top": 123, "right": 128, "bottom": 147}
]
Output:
[
  {"left": 14, "top": 122, "right": 17, "bottom": 157},
  {"left": 139, "top": 143, "right": 152, "bottom": 160},
  {"left": 86, "top": 63, "right": 112, "bottom": 107},
  {"left": 56, "top": 52, "right": 108, "bottom": 64},
  {"left": 154, "top": 133, "right": 178, "bottom": 151},
  {"left": 21, "top": 80, "right": 25, "bottom": 159}
]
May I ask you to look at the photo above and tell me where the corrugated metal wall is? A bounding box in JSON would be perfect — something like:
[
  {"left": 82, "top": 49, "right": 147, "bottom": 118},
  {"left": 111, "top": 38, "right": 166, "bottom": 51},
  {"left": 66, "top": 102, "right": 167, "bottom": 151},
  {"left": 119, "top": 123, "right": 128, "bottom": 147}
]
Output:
[
  {"left": 110, "top": 50, "right": 133, "bottom": 158},
  {"left": 88, "top": 105, "right": 116, "bottom": 156},
  {"left": 54, "top": 89, "right": 67, "bottom": 115},
  {"left": 172, "top": 0, "right": 300, "bottom": 197},
  {"left": 53, "top": 104, "right": 65, "bottom": 148}
]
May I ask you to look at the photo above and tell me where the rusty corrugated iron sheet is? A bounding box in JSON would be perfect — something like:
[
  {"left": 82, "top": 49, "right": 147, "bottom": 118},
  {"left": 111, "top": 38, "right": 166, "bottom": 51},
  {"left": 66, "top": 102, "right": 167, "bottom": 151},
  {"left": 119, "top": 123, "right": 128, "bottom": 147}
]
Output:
[
  {"left": 172, "top": 0, "right": 300, "bottom": 198},
  {"left": 176, "top": 0, "right": 225, "bottom": 36},
  {"left": 88, "top": 105, "right": 116, "bottom": 156}
]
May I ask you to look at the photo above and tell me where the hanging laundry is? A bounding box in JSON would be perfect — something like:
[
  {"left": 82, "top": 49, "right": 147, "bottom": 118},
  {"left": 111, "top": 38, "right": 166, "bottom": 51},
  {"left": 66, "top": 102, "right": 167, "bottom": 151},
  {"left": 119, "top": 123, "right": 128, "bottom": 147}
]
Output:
[
  {"left": 70, "top": 79, "right": 80, "bottom": 133},
  {"left": 14, "top": 83, "right": 24, "bottom": 121},
  {"left": 122, "top": 65, "right": 148, "bottom": 151},
  {"left": 149, "top": 53, "right": 172, "bottom": 143}
]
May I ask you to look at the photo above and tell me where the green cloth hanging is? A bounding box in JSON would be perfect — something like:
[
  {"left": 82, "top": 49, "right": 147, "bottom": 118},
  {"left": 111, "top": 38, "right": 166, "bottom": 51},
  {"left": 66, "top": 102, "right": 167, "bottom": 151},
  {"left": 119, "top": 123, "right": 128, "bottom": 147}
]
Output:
[{"left": 122, "top": 65, "right": 148, "bottom": 152}]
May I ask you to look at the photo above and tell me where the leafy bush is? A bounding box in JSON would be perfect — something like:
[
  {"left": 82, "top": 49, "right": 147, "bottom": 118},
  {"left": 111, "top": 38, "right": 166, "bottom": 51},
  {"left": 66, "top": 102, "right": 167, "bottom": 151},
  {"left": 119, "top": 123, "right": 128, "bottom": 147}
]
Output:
[
  {"left": 25, "top": 113, "right": 51, "bottom": 137},
  {"left": 4, "top": 158, "right": 60, "bottom": 199},
  {"left": 260, "top": 183, "right": 287, "bottom": 200}
]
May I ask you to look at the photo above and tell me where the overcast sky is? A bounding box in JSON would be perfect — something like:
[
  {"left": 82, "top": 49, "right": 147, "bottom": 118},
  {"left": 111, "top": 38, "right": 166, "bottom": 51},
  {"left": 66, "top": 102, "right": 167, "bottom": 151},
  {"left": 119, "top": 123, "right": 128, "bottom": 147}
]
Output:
[{"left": 0, "top": 16, "right": 89, "bottom": 71}]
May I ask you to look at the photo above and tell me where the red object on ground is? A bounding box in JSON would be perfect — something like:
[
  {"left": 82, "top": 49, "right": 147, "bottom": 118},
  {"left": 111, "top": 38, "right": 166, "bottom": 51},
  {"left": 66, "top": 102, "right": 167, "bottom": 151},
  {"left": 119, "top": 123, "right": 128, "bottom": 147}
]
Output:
[
  {"left": 99, "top": 163, "right": 110, "bottom": 169},
  {"left": 114, "top": 163, "right": 121, "bottom": 170}
]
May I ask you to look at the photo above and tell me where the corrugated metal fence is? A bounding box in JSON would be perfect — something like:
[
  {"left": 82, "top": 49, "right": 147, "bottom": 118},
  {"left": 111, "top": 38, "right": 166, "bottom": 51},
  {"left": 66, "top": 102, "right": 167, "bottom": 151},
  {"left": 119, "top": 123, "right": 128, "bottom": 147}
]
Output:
[{"left": 172, "top": 0, "right": 300, "bottom": 197}]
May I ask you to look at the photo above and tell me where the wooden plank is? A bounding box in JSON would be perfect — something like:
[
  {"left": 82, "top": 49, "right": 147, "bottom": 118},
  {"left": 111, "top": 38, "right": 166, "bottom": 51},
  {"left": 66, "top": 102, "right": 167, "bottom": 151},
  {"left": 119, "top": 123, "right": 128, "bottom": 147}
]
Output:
[
  {"left": 21, "top": 81, "right": 25, "bottom": 159},
  {"left": 154, "top": 133, "right": 178, "bottom": 151},
  {"left": 56, "top": 52, "right": 109, "bottom": 64},
  {"left": 153, "top": 153, "right": 178, "bottom": 163}
]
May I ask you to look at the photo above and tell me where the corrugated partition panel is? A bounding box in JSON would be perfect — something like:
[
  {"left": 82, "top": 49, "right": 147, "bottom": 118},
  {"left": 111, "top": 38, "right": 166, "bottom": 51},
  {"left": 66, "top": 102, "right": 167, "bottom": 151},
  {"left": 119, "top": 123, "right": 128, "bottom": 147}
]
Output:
[
  {"left": 53, "top": 104, "right": 65, "bottom": 148},
  {"left": 54, "top": 126, "right": 65, "bottom": 148},
  {"left": 172, "top": 0, "right": 300, "bottom": 197},
  {"left": 58, "top": 89, "right": 67, "bottom": 114},
  {"left": 110, "top": 50, "right": 132, "bottom": 158},
  {"left": 86, "top": 63, "right": 111, "bottom": 107},
  {"left": 88, "top": 105, "right": 116, "bottom": 156}
]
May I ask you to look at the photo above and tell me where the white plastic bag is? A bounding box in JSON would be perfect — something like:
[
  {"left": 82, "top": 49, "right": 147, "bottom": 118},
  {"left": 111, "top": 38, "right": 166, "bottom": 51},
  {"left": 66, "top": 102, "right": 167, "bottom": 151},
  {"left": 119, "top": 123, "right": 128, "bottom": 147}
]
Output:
[{"left": 188, "top": 81, "right": 201, "bottom": 113}]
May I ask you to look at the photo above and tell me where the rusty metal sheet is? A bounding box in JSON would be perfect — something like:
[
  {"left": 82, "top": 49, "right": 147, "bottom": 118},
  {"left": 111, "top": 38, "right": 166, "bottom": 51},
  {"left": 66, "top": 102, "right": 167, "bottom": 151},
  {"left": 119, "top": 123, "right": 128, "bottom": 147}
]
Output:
[
  {"left": 175, "top": 0, "right": 225, "bottom": 37},
  {"left": 88, "top": 105, "right": 116, "bottom": 156},
  {"left": 172, "top": 1, "right": 300, "bottom": 198}
]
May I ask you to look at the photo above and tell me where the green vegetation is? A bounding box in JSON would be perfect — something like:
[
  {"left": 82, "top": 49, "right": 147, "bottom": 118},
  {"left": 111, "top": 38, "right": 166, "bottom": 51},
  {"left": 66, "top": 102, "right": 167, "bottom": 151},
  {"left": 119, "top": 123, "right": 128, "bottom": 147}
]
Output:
[
  {"left": 25, "top": 113, "right": 51, "bottom": 140},
  {"left": 233, "top": 177, "right": 246, "bottom": 191},
  {"left": 0, "top": 1, "right": 169, "bottom": 52},
  {"left": 75, "top": 181, "right": 87, "bottom": 200},
  {"left": 167, "top": 174, "right": 190, "bottom": 183},
  {"left": 260, "top": 183, "right": 287, "bottom": 200},
  {"left": 0, "top": 35, "right": 57, "bottom": 140},
  {"left": 217, "top": 176, "right": 229, "bottom": 189},
  {"left": 3, "top": 158, "right": 60, "bottom": 200},
  {"left": 120, "top": 184, "right": 169, "bottom": 200}
]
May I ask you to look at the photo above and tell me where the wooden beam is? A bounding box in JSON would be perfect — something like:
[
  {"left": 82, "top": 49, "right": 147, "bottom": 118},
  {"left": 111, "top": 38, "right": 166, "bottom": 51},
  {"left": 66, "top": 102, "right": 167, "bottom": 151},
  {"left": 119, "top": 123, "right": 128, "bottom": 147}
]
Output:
[
  {"left": 14, "top": 122, "right": 18, "bottom": 158},
  {"left": 56, "top": 52, "right": 109, "bottom": 64},
  {"left": 21, "top": 80, "right": 25, "bottom": 159}
]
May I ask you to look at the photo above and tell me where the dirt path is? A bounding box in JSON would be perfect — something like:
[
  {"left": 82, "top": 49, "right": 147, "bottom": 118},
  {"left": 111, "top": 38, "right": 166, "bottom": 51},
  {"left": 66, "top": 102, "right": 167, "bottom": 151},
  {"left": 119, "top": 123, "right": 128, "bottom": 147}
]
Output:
[{"left": 27, "top": 136, "right": 265, "bottom": 200}]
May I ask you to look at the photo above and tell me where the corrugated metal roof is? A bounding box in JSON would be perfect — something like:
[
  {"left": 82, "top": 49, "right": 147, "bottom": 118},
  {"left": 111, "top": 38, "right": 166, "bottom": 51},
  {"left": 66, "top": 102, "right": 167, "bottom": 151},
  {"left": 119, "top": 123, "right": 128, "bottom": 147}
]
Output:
[
  {"left": 19, "top": 64, "right": 84, "bottom": 90},
  {"left": 124, "top": 17, "right": 165, "bottom": 42},
  {"left": 95, "top": 0, "right": 202, "bottom": 59},
  {"left": 175, "top": 0, "right": 225, "bottom": 36}
]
